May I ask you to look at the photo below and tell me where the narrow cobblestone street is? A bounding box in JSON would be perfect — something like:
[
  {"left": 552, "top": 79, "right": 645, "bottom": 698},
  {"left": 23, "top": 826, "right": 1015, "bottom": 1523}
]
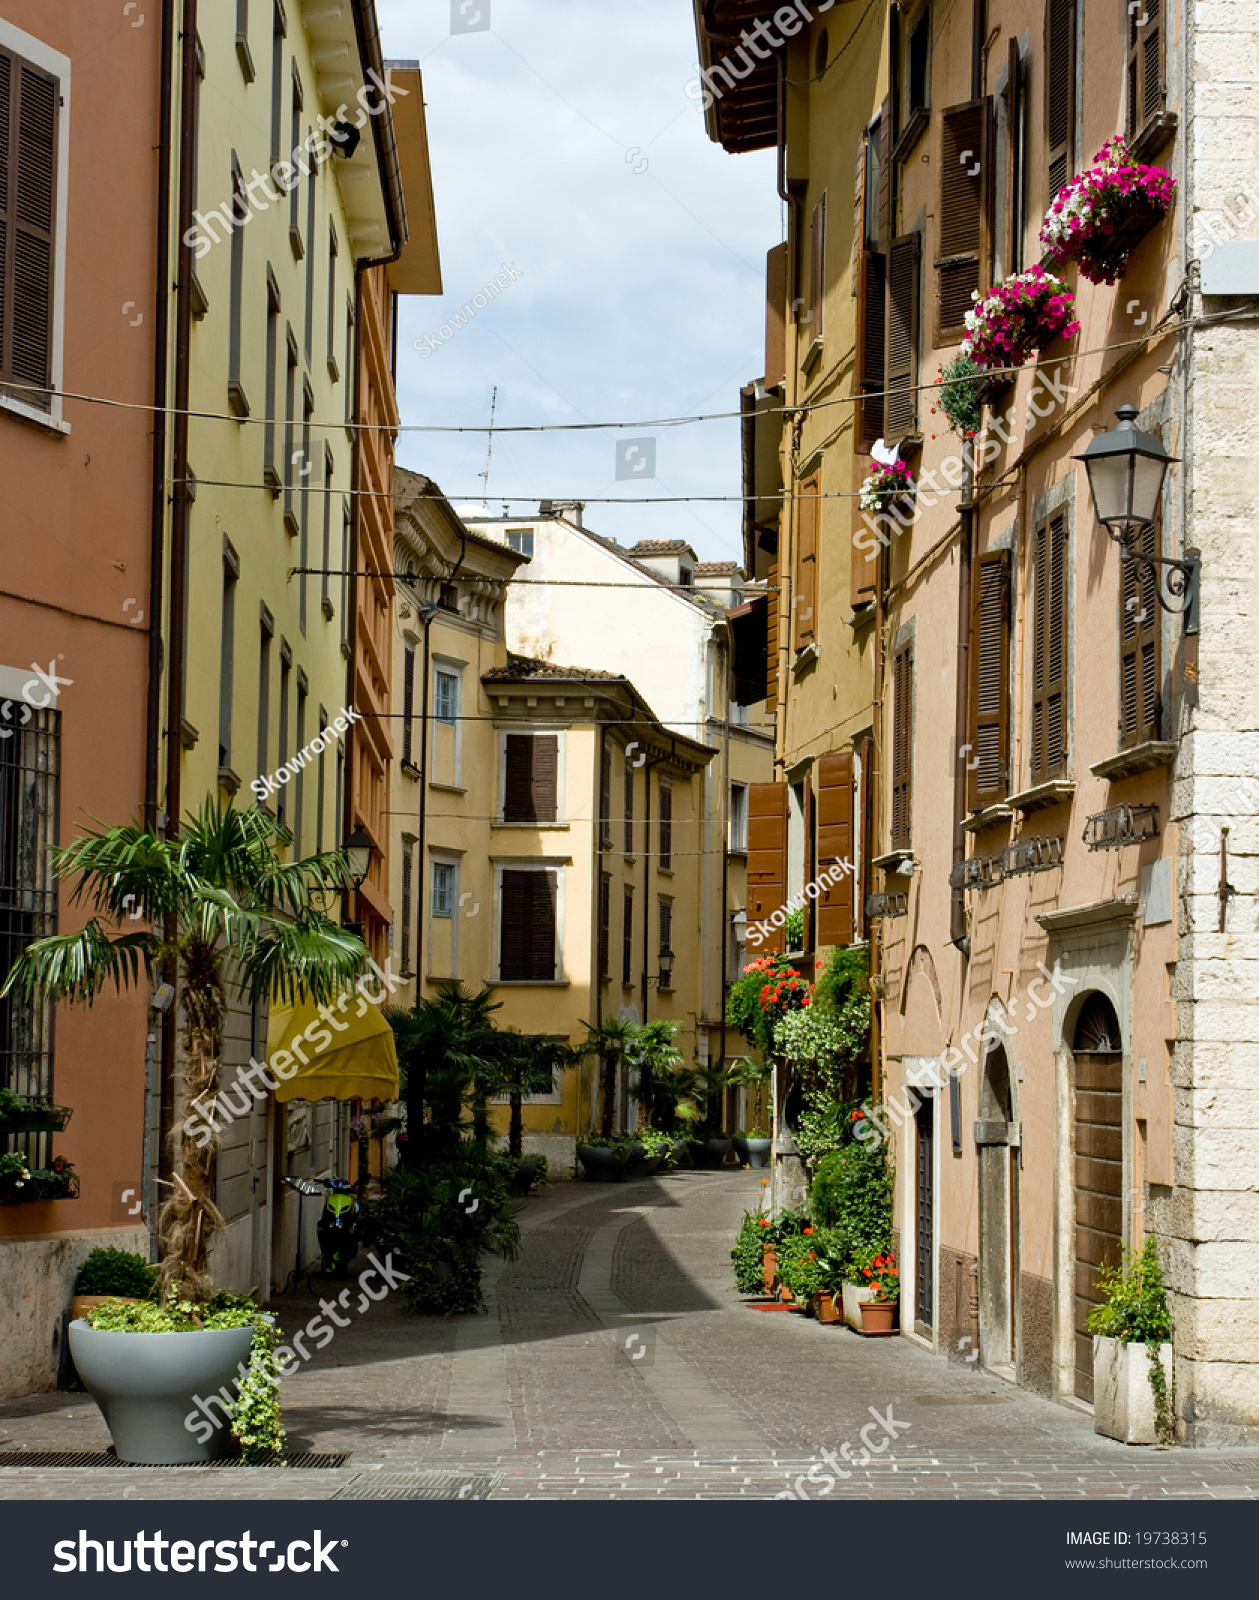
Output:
[{"left": 3, "top": 1172, "right": 1258, "bottom": 1501}]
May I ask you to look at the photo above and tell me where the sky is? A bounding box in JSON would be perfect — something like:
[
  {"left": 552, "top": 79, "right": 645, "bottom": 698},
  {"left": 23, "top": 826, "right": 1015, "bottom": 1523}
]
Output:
[{"left": 376, "top": 0, "right": 782, "bottom": 563}]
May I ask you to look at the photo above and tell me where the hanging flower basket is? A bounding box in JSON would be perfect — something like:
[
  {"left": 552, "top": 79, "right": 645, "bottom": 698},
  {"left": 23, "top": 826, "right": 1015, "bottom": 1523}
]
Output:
[
  {"left": 0, "top": 1089, "right": 73, "bottom": 1135},
  {"left": 0, "top": 1154, "right": 79, "bottom": 1205},
  {"left": 1040, "top": 136, "right": 1175, "bottom": 285},
  {"left": 932, "top": 355, "right": 999, "bottom": 440},
  {"left": 961, "top": 264, "right": 1080, "bottom": 372},
  {"left": 859, "top": 457, "right": 916, "bottom": 516}
]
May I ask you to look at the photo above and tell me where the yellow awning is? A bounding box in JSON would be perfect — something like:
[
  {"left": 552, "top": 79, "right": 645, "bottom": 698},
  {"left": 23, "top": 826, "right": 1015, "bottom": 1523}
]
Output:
[{"left": 265, "top": 990, "right": 399, "bottom": 1105}]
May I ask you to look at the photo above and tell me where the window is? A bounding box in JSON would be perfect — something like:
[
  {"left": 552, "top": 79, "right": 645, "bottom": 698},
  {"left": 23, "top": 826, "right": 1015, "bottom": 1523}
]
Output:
[
  {"left": 997, "top": 40, "right": 1028, "bottom": 279},
  {"left": 434, "top": 669, "right": 458, "bottom": 725},
  {"left": 400, "top": 845, "right": 413, "bottom": 971},
  {"left": 340, "top": 499, "right": 351, "bottom": 649},
  {"left": 969, "top": 550, "right": 1011, "bottom": 808},
  {"left": 219, "top": 541, "right": 238, "bottom": 770},
  {"left": 320, "top": 447, "right": 333, "bottom": 615},
  {"left": 298, "top": 385, "right": 312, "bottom": 630},
  {"left": 936, "top": 101, "right": 993, "bottom": 346},
  {"left": 0, "top": 42, "right": 61, "bottom": 413},
  {"left": 294, "top": 673, "right": 307, "bottom": 850},
  {"left": 283, "top": 326, "right": 298, "bottom": 532},
  {"left": 432, "top": 860, "right": 455, "bottom": 918},
  {"left": 304, "top": 137, "right": 317, "bottom": 359},
  {"left": 884, "top": 234, "right": 921, "bottom": 438},
  {"left": 289, "top": 67, "right": 303, "bottom": 240},
  {"left": 269, "top": 0, "right": 286, "bottom": 166},
  {"left": 658, "top": 780, "right": 672, "bottom": 869},
  {"left": 1045, "top": 0, "right": 1077, "bottom": 200},
  {"left": 815, "top": 752, "right": 855, "bottom": 948},
  {"left": 0, "top": 706, "right": 59, "bottom": 1135},
  {"left": 326, "top": 223, "right": 339, "bottom": 378},
  {"left": 906, "top": 8, "right": 930, "bottom": 123},
  {"left": 891, "top": 643, "right": 914, "bottom": 850},
  {"left": 1126, "top": 0, "right": 1166, "bottom": 151},
  {"left": 263, "top": 266, "right": 280, "bottom": 486},
  {"left": 622, "top": 888, "right": 634, "bottom": 985},
  {"left": 599, "top": 741, "right": 612, "bottom": 849},
  {"left": 502, "top": 734, "right": 559, "bottom": 823},
  {"left": 1120, "top": 521, "right": 1161, "bottom": 747},
  {"left": 658, "top": 898, "right": 673, "bottom": 986},
  {"left": 228, "top": 157, "right": 247, "bottom": 414},
  {"left": 236, "top": 0, "right": 255, "bottom": 81},
  {"left": 623, "top": 754, "right": 634, "bottom": 854},
  {"left": 599, "top": 874, "right": 611, "bottom": 982},
  {"left": 401, "top": 645, "right": 416, "bottom": 767},
  {"left": 256, "top": 610, "right": 273, "bottom": 796},
  {"left": 506, "top": 528, "right": 534, "bottom": 559},
  {"left": 794, "top": 471, "right": 819, "bottom": 650},
  {"left": 729, "top": 783, "right": 748, "bottom": 853},
  {"left": 808, "top": 194, "right": 826, "bottom": 340},
  {"left": 854, "top": 119, "right": 887, "bottom": 450},
  {"left": 315, "top": 708, "right": 327, "bottom": 852},
  {"left": 344, "top": 294, "right": 355, "bottom": 425},
  {"left": 1030, "top": 512, "right": 1070, "bottom": 782},
  {"left": 276, "top": 642, "right": 291, "bottom": 828},
  {"left": 499, "top": 869, "right": 558, "bottom": 981}
]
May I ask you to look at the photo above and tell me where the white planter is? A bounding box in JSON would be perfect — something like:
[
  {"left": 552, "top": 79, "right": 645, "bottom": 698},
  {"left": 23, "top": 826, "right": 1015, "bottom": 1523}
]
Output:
[
  {"left": 1092, "top": 1335, "right": 1175, "bottom": 1445},
  {"left": 841, "top": 1281, "right": 874, "bottom": 1331}
]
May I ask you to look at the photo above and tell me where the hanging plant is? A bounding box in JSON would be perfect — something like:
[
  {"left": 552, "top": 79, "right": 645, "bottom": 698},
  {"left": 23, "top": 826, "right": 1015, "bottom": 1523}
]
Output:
[
  {"left": 961, "top": 263, "right": 1080, "bottom": 371},
  {"left": 932, "top": 355, "right": 985, "bottom": 439},
  {"left": 859, "top": 457, "right": 916, "bottom": 515},
  {"left": 1040, "top": 136, "right": 1176, "bottom": 285}
]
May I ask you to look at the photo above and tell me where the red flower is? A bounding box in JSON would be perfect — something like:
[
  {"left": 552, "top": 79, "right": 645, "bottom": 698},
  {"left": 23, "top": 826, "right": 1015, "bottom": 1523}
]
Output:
[
  {"left": 862, "top": 1267, "right": 872, "bottom": 1277},
  {"left": 51, "top": 1156, "right": 67, "bottom": 1174},
  {"left": 803, "top": 1227, "right": 813, "bottom": 1235},
  {"left": 758, "top": 1218, "right": 770, "bottom": 1227},
  {"left": 851, "top": 1110, "right": 864, "bottom": 1121}
]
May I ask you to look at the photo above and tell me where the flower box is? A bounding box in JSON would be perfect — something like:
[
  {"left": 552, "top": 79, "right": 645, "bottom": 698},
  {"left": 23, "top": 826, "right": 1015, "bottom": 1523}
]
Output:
[
  {"left": 1040, "top": 137, "right": 1175, "bottom": 286},
  {"left": 0, "top": 1100, "right": 73, "bottom": 1135},
  {"left": 0, "top": 1172, "right": 79, "bottom": 1205},
  {"left": 1093, "top": 1336, "right": 1175, "bottom": 1445},
  {"left": 962, "top": 264, "right": 1080, "bottom": 372},
  {"left": 859, "top": 458, "right": 917, "bottom": 516}
]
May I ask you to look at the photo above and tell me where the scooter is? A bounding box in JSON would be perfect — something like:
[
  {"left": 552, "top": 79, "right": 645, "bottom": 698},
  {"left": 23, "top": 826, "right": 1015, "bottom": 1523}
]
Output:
[{"left": 316, "top": 1176, "right": 360, "bottom": 1276}]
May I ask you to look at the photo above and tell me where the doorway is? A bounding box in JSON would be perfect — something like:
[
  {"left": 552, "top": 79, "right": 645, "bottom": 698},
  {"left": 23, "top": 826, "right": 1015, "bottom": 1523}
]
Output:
[
  {"left": 1072, "top": 992, "right": 1124, "bottom": 1403},
  {"left": 976, "top": 1040, "right": 1018, "bottom": 1374},
  {"left": 915, "top": 1095, "right": 934, "bottom": 1333}
]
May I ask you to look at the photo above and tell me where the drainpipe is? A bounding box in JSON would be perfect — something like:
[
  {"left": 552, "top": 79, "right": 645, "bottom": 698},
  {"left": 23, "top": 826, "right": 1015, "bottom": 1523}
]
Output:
[
  {"left": 412, "top": 606, "right": 435, "bottom": 989},
  {"left": 870, "top": 544, "right": 886, "bottom": 1105},
  {"left": 951, "top": 460, "right": 976, "bottom": 954},
  {"left": 640, "top": 754, "right": 665, "bottom": 1024}
]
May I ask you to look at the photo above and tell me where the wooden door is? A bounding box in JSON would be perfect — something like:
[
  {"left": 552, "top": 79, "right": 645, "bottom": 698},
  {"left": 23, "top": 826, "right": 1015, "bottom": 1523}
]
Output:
[
  {"left": 1072, "top": 995, "right": 1124, "bottom": 1403},
  {"left": 916, "top": 1096, "right": 934, "bottom": 1332}
]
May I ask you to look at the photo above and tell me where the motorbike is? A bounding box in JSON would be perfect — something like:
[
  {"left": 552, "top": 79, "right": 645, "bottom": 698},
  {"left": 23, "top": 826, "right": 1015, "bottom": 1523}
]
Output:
[{"left": 316, "top": 1176, "right": 361, "bottom": 1276}]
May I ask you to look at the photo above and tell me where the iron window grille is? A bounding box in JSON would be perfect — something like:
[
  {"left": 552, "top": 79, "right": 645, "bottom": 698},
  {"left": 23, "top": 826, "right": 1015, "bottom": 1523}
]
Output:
[
  {"left": 865, "top": 892, "right": 909, "bottom": 921},
  {"left": 1083, "top": 803, "right": 1160, "bottom": 852},
  {"left": 948, "top": 854, "right": 1004, "bottom": 892},
  {"left": 1000, "top": 834, "right": 1065, "bottom": 877}
]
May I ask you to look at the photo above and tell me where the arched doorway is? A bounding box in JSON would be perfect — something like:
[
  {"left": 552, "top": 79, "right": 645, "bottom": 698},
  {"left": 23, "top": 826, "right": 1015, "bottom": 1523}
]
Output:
[
  {"left": 1072, "top": 992, "right": 1123, "bottom": 1403},
  {"left": 976, "top": 1037, "right": 1018, "bottom": 1373}
]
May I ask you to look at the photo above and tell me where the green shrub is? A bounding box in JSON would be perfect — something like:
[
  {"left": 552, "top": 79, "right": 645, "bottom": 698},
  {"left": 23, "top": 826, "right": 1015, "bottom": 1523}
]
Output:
[
  {"left": 74, "top": 1247, "right": 158, "bottom": 1299},
  {"left": 777, "top": 1225, "right": 844, "bottom": 1301},
  {"left": 1088, "top": 1239, "right": 1176, "bottom": 1446},
  {"left": 809, "top": 1141, "right": 893, "bottom": 1279},
  {"left": 731, "top": 1212, "right": 769, "bottom": 1295}
]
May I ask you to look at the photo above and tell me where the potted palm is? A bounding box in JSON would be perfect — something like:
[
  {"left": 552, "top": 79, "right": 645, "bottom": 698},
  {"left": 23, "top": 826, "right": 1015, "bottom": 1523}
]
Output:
[
  {"left": 1089, "top": 1239, "right": 1176, "bottom": 1446},
  {"left": 1, "top": 798, "right": 367, "bottom": 1464}
]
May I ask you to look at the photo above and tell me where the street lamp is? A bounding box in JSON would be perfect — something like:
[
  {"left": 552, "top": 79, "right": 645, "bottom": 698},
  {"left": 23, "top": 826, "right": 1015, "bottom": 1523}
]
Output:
[
  {"left": 650, "top": 948, "right": 675, "bottom": 991},
  {"left": 344, "top": 825, "right": 374, "bottom": 891},
  {"left": 1075, "top": 405, "right": 1199, "bottom": 633}
]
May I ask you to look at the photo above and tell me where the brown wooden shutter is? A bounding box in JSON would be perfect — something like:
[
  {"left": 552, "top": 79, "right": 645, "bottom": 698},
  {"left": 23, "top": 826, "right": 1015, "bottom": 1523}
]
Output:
[
  {"left": 747, "top": 783, "right": 789, "bottom": 954},
  {"left": 765, "top": 242, "right": 787, "bottom": 390},
  {"left": 658, "top": 780, "right": 672, "bottom": 868},
  {"left": 400, "top": 847, "right": 413, "bottom": 971},
  {"left": 851, "top": 458, "right": 879, "bottom": 609},
  {"left": 1030, "top": 513, "right": 1070, "bottom": 781},
  {"left": 623, "top": 756, "right": 634, "bottom": 854},
  {"left": 885, "top": 234, "right": 921, "bottom": 439},
  {"left": 532, "top": 734, "right": 558, "bottom": 821},
  {"left": 855, "top": 250, "right": 886, "bottom": 449},
  {"left": 658, "top": 897, "right": 673, "bottom": 957},
  {"left": 876, "top": 96, "right": 892, "bottom": 249},
  {"left": 1002, "top": 38, "right": 1025, "bottom": 276},
  {"left": 622, "top": 888, "right": 633, "bottom": 984},
  {"left": 968, "top": 549, "right": 1011, "bottom": 809},
  {"left": 1045, "top": 0, "right": 1076, "bottom": 200},
  {"left": 1120, "top": 521, "right": 1162, "bottom": 747},
  {"left": 599, "top": 873, "right": 611, "bottom": 980},
  {"left": 401, "top": 644, "right": 415, "bottom": 766},
  {"left": 859, "top": 734, "right": 875, "bottom": 940},
  {"left": 0, "top": 49, "right": 58, "bottom": 402},
  {"left": 936, "top": 100, "right": 993, "bottom": 346},
  {"left": 794, "top": 473, "right": 819, "bottom": 650},
  {"left": 891, "top": 645, "right": 914, "bottom": 849},
  {"left": 599, "top": 740, "right": 612, "bottom": 848},
  {"left": 809, "top": 195, "right": 826, "bottom": 337},
  {"left": 851, "top": 129, "right": 868, "bottom": 290},
  {"left": 1126, "top": 0, "right": 1165, "bottom": 143},
  {"left": 500, "top": 869, "right": 557, "bottom": 980},
  {"left": 766, "top": 549, "right": 780, "bottom": 714},
  {"left": 815, "top": 751, "right": 855, "bottom": 948},
  {"left": 504, "top": 733, "right": 558, "bottom": 822}
]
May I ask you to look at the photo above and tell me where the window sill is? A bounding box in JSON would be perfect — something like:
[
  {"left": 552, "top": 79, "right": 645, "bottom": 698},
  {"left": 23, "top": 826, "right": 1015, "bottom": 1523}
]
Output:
[
  {"left": 227, "top": 380, "right": 251, "bottom": 419},
  {"left": 321, "top": 596, "right": 335, "bottom": 619},
  {"left": 848, "top": 602, "right": 876, "bottom": 632},
  {"left": 283, "top": 508, "right": 300, "bottom": 537},
  {"left": 236, "top": 33, "right": 256, "bottom": 83},
  {"left": 180, "top": 718, "right": 200, "bottom": 751},
  {"left": 327, "top": 355, "right": 340, "bottom": 384},
  {"left": 1006, "top": 779, "right": 1075, "bottom": 815},
  {"left": 263, "top": 464, "right": 282, "bottom": 497},
  {"left": 656, "top": 866, "right": 674, "bottom": 876},
  {"left": 218, "top": 765, "right": 242, "bottom": 796},
  {"left": 290, "top": 224, "right": 305, "bottom": 261},
  {"left": 892, "top": 105, "right": 930, "bottom": 165},
  {"left": 493, "top": 820, "right": 567, "bottom": 829},
  {"left": 792, "top": 642, "right": 819, "bottom": 676},
  {"left": 962, "top": 804, "right": 1015, "bottom": 835},
  {"left": 494, "top": 979, "right": 571, "bottom": 988},
  {"left": 727, "top": 847, "right": 748, "bottom": 861},
  {"left": 429, "top": 782, "right": 467, "bottom": 794},
  {"left": 191, "top": 271, "right": 209, "bottom": 320},
  {"left": 0, "top": 393, "right": 70, "bottom": 436},
  {"left": 399, "top": 761, "right": 422, "bottom": 780},
  {"left": 1130, "top": 110, "right": 1177, "bottom": 165},
  {"left": 1090, "top": 741, "right": 1176, "bottom": 782},
  {"left": 800, "top": 335, "right": 825, "bottom": 375}
]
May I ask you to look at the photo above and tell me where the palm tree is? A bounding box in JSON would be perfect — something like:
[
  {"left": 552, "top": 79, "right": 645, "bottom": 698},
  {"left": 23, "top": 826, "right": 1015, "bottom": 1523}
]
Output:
[
  {"left": 386, "top": 983, "right": 503, "bottom": 1163},
  {"left": 580, "top": 1015, "right": 639, "bottom": 1137},
  {"left": 630, "top": 1019, "right": 683, "bottom": 1129},
  {"left": 0, "top": 799, "right": 367, "bottom": 1301},
  {"left": 495, "top": 1031, "right": 580, "bottom": 1156}
]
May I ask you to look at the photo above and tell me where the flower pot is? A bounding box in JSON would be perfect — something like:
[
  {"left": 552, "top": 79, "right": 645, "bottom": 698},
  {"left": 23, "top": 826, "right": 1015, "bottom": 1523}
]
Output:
[
  {"left": 701, "top": 1136, "right": 734, "bottom": 1171},
  {"left": 841, "top": 1281, "right": 875, "bottom": 1330},
  {"left": 0, "top": 1172, "right": 79, "bottom": 1205},
  {"left": 858, "top": 1299, "right": 898, "bottom": 1336},
  {"left": 761, "top": 1246, "right": 777, "bottom": 1292},
  {"left": 70, "top": 1295, "right": 145, "bottom": 1323},
  {"left": 745, "top": 1137, "right": 772, "bottom": 1169},
  {"left": 1093, "top": 1336, "right": 1175, "bottom": 1445},
  {"left": 509, "top": 1155, "right": 543, "bottom": 1196},
  {"left": 68, "top": 1321, "right": 257, "bottom": 1465},
  {"left": 814, "top": 1290, "right": 841, "bottom": 1325},
  {"left": 732, "top": 1136, "right": 749, "bottom": 1166},
  {"left": 779, "top": 1283, "right": 797, "bottom": 1305},
  {"left": 672, "top": 1139, "right": 694, "bottom": 1168},
  {"left": 577, "top": 1144, "right": 629, "bottom": 1183}
]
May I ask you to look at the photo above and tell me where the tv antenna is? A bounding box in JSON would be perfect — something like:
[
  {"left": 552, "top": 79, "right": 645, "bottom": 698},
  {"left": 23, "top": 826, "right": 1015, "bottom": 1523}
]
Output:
[{"left": 479, "top": 386, "right": 498, "bottom": 504}]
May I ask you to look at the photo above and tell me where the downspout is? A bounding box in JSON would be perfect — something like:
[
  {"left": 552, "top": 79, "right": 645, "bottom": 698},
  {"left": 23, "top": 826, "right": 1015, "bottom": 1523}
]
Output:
[
  {"left": 159, "top": 0, "right": 198, "bottom": 1182},
  {"left": 870, "top": 544, "right": 886, "bottom": 1105},
  {"left": 412, "top": 607, "right": 434, "bottom": 988},
  {"left": 951, "top": 462, "right": 976, "bottom": 953},
  {"left": 640, "top": 753, "right": 665, "bottom": 1025}
]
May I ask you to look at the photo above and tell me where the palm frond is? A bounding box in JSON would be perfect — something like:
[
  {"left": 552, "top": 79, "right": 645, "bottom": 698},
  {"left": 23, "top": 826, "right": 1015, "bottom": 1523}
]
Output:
[
  {"left": 52, "top": 820, "right": 182, "bottom": 922},
  {"left": 233, "top": 915, "right": 369, "bottom": 1007},
  {"left": 0, "top": 923, "right": 160, "bottom": 1005}
]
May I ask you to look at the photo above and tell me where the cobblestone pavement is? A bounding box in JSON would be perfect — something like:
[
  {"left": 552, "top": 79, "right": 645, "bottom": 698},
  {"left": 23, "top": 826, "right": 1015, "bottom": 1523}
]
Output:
[{"left": 2, "top": 1171, "right": 1258, "bottom": 1500}]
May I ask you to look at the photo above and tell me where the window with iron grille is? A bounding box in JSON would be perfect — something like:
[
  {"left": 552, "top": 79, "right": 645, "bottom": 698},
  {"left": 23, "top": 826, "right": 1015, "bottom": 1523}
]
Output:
[{"left": 0, "top": 707, "right": 59, "bottom": 1165}]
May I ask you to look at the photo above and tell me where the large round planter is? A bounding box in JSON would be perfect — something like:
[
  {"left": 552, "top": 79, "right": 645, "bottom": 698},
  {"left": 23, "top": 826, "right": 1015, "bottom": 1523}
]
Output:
[
  {"left": 577, "top": 1144, "right": 629, "bottom": 1183},
  {"left": 68, "top": 1321, "right": 256, "bottom": 1465},
  {"left": 623, "top": 1143, "right": 664, "bottom": 1179},
  {"left": 702, "top": 1136, "right": 733, "bottom": 1171},
  {"left": 858, "top": 1299, "right": 898, "bottom": 1336},
  {"left": 509, "top": 1155, "right": 543, "bottom": 1196},
  {"left": 745, "top": 1138, "right": 772, "bottom": 1169},
  {"left": 732, "top": 1136, "right": 749, "bottom": 1167},
  {"left": 70, "top": 1295, "right": 145, "bottom": 1323}
]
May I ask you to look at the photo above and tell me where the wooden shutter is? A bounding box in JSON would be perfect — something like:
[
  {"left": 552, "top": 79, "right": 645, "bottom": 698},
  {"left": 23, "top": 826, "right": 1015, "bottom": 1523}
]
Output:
[
  {"left": 891, "top": 645, "right": 914, "bottom": 850},
  {"left": 852, "top": 129, "right": 868, "bottom": 288},
  {"left": 851, "top": 457, "right": 879, "bottom": 609},
  {"left": 855, "top": 250, "right": 887, "bottom": 449},
  {"left": 504, "top": 733, "right": 558, "bottom": 822},
  {"left": 876, "top": 96, "right": 893, "bottom": 249},
  {"left": 1120, "top": 521, "right": 1161, "bottom": 747},
  {"left": 599, "top": 874, "right": 611, "bottom": 980},
  {"left": 401, "top": 644, "right": 415, "bottom": 766},
  {"left": 936, "top": 100, "right": 993, "bottom": 346},
  {"left": 885, "top": 234, "right": 921, "bottom": 439},
  {"left": 1030, "top": 513, "right": 1070, "bottom": 781},
  {"left": 532, "top": 734, "right": 558, "bottom": 821},
  {"left": 1002, "top": 38, "right": 1025, "bottom": 276},
  {"left": 1126, "top": 0, "right": 1165, "bottom": 144},
  {"left": 859, "top": 734, "right": 875, "bottom": 940},
  {"left": 658, "top": 898, "right": 673, "bottom": 956},
  {"left": 968, "top": 550, "right": 1011, "bottom": 809},
  {"left": 809, "top": 195, "right": 826, "bottom": 337},
  {"left": 766, "top": 550, "right": 780, "bottom": 714},
  {"left": 500, "top": 869, "right": 557, "bottom": 981},
  {"left": 658, "top": 781, "right": 672, "bottom": 868},
  {"left": 1045, "top": 0, "right": 1076, "bottom": 200},
  {"left": 815, "top": 751, "right": 855, "bottom": 948},
  {"left": 599, "top": 740, "right": 612, "bottom": 848},
  {"left": 747, "top": 783, "right": 789, "bottom": 954},
  {"left": 0, "top": 49, "right": 59, "bottom": 401},
  {"left": 400, "top": 847, "right": 412, "bottom": 971},
  {"left": 794, "top": 473, "right": 819, "bottom": 650},
  {"left": 765, "top": 242, "right": 787, "bottom": 390},
  {"left": 623, "top": 756, "right": 634, "bottom": 854},
  {"left": 622, "top": 888, "right": 633, "bottom": 984}
]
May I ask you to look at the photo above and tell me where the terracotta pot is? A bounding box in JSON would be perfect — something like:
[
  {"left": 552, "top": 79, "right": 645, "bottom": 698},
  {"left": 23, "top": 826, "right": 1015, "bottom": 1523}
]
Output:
[
  {"left": 779, "top": 1283, "right": 796, "bottom": 1305},
  {"left": 761, "top": 1246, "right": 777, "bottom": 1292},
  {"left": 814, "top": 1290, "right": 841, "bottom": 1325},
  {"left": 858, "top": 1298, "right": 898, "bottom": 1336},
  {"left": 70, "top": 1295, "right": 145, "bottom": 1322}
]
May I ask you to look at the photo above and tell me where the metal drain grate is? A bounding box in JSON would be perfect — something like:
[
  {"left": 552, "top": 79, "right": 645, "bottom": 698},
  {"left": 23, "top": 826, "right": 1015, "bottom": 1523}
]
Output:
[
  {"left": 0, "top": 1450, "right": 347, "bottom": 1469},
  {"left": 334, "top": 1471, "right": 500, "bottom": 1501}
]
